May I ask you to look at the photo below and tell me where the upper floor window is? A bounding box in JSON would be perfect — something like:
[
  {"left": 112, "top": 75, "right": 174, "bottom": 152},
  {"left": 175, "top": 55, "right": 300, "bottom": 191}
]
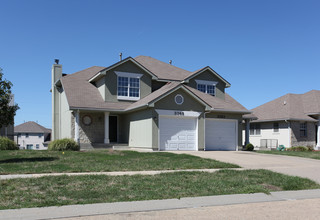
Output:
[
  {"left": 26, "top": 133, "right": 29, "bottom": 138},
  {"left": 115, "top": 71, "right": 142, "bottom": 101},
  {"left": 273, "top": 122, "right": 279, "bottom": 133},
  {"left": 250, "top": 123, "right": 261, "bottom": 135},
  {"left": 195, "top": 80, "right": 217, "bottom": 96},
  {"left": 38, "top": 133, "right": 43, "bottom": 138},
  {"left": 300, "top": 122, "right": 307, "bottom": 137}
]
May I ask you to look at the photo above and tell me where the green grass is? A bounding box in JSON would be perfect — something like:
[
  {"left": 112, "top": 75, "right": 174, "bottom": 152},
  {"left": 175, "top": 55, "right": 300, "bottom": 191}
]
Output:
[
  {"left": 0, "top": 150, "right": 239, "bottom": 174},
  {"left": 256, "top": 150, "right": 320, "bottom": 160},
  {"left": 0, "top": 169, "right": 318, "bottom": 210}
]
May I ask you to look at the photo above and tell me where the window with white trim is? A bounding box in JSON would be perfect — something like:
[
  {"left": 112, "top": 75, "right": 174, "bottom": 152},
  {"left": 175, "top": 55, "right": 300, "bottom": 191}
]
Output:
[
  {"left": 115, "top": 71, "right": 142, "bottom": 100},
  {"left": 195, "top": 80, "right": 217, "bottom": 96}
]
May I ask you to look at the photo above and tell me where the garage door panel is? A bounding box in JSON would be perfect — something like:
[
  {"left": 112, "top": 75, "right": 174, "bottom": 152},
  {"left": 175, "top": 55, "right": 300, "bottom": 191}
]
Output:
[
  {"left": 205, "top": 119, "right": 237, "bottom": 151},
  {"left": 160, "top": 117, "right": 197, "bottom": 151}
]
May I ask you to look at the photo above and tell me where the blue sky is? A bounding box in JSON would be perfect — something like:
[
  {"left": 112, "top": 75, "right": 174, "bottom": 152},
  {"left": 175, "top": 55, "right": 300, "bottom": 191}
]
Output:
[{"left": 1, "top": 0, "right": 319, "bottom": 128}]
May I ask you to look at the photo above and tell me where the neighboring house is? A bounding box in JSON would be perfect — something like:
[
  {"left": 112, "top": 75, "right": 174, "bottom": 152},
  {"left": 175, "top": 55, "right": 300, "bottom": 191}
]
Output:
[
  {"left": 52, "top": 56, "right": 250, "bottom": 151},
  {"left": 0, "top": 94, "right": 15, "bottom": 140},
  {"left": 245, "top": 90, "right": 320, "bottom": 150},
  {"left": 14, "top": 121, "right": 51, "bottom": 150}
]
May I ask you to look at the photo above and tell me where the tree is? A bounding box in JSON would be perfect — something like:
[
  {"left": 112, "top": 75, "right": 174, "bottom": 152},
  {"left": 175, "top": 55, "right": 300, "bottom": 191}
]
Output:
[{"left": 0, "top": 68, "right": 19, "bottom": 128}]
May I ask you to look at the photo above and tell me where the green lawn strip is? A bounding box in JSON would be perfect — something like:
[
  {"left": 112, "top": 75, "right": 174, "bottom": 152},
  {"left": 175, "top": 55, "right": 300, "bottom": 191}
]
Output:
[
  {"left": 1, "top": 169, "right": 319, "bottom": 210},
  {"left": 0, "top": 150, "right": 239, "bottom": 174},
  {"left": 256, "top": 150, "right": 320, "bottom": 160}
]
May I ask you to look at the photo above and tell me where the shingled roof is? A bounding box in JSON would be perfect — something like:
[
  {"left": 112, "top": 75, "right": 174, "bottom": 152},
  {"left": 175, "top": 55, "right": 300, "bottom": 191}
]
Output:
[
  {"left": 251, "top": 90, "right": 320, "bottom": 122},
  {"left": 15, "top": 121, "right": 51, "bottom": 133},
  {"left": 58, "top": 56, "right": 249, "bottom": 114},
  {"left": 134, "top": 55, "right": 191, "bottom": 81}
]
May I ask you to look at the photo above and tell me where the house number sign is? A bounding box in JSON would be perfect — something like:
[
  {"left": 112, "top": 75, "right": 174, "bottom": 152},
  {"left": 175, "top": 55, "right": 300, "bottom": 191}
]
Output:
[{"left": 174, "top": 111, "right": 184, "bottom": 116}]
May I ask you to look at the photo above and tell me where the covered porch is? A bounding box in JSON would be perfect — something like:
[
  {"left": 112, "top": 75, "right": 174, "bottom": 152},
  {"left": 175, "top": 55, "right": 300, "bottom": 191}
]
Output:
[{"left": 73, "top": 110, "right": 128, "bottom": 149}]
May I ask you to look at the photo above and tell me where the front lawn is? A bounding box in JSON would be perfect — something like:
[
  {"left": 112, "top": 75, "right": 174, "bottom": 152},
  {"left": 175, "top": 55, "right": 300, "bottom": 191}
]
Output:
[
  {"left": 256, "top": 150, "right": 320, "bottom": 160},
  {"left": 1, "top": 169, "right": 319, "bottom": 210},
  {"left": 0, "top": 150, "right": 239, "bottom": 174}
]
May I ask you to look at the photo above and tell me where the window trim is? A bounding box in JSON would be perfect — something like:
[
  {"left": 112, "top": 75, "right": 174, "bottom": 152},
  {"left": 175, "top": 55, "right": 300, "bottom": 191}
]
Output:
[
  {"left": 115, "top": 71, "right": 143, "bottom": 101},
  {"left": 195, "top": 80, "right": 218, "bottom": 96}
]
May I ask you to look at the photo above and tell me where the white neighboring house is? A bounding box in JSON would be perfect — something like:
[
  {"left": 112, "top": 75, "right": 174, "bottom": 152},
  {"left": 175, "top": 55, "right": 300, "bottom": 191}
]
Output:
[
  {"left": 243, "top": 90, "right": 320, "bottom": 150},
  {"left": 14, "top": 121, "right": 51, "bottom": 150}
]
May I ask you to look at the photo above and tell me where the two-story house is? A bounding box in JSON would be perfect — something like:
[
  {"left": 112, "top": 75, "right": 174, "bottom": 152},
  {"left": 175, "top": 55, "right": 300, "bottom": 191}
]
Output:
[
  {"left": 52, "top": 56, "right": 250, "bottom": 151},
  {"left": 14, "top": 121, "right": 51, "bottom": 150}
]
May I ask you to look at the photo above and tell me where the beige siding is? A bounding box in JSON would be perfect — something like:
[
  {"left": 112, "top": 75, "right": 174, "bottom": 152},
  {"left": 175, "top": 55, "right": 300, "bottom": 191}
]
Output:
[
  {"left": 96, "top": 77, "right": 105, "bottom": 100},
  {"left": 247, "top": 121, "right": 290, "bottom": 148},
  {"left": 187, "top": 70, "right": 226, "bottom": 100},
  {"left": 129, "top": 118, "right": 153, "bottom": 148},
  {"left": 60, "top": 90, "right": 72, "bottom": 139}
]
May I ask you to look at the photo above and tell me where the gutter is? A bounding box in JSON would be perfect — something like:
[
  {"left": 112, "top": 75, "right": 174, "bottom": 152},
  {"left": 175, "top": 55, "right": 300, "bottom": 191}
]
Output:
[{"left": 208, "top": 109, "right": 252, "bottom": 114}]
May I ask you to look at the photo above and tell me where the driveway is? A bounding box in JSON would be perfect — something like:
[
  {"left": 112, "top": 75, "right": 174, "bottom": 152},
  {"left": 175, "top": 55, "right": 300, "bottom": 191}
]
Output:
[{"left": 173, "top": 151, "right": 320, "bottom": 184}]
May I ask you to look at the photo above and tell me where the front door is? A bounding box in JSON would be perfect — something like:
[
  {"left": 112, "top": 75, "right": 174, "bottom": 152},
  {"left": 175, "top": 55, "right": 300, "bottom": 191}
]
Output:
[{"left": 109, "top": 116, "right": 117, "bottom": 142}]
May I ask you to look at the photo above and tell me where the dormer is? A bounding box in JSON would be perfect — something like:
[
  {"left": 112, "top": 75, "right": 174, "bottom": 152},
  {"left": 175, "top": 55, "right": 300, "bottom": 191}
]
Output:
[
  {"left": 89, "top": 57, "right": 157, "bottom": 103},
  {"left": 183, "top": 66, "right": 231, "bottom": 100}
]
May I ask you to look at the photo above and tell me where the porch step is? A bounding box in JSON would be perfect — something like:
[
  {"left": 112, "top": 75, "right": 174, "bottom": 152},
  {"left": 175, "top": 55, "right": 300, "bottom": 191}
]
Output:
[{"left": 80, "top": 143, "right": 129, "bottom": 151}]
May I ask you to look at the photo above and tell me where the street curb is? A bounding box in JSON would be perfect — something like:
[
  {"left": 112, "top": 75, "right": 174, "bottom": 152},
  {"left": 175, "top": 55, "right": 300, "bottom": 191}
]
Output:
[{"left": 1, "top": 189, "right": 320, "bottom": 220}]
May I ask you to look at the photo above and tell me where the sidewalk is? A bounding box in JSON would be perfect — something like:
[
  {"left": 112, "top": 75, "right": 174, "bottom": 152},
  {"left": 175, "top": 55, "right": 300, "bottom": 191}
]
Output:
[
  {"left": 0, "top": 168, "right": 246, "bottom": 180},
  {"left": 1, "top": 189, "right": 320, "bottom": 220}
]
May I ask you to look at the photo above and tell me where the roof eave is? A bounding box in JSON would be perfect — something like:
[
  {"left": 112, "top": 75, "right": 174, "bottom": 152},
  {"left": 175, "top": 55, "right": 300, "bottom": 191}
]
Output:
[{"left": 208, "top": 109, "right": 251, "bottom": 114}]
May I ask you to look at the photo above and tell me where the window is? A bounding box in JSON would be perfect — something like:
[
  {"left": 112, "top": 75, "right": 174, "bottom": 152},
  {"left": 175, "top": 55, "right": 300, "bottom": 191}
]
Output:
[
  {"left": 26, "top": 144, "right": 33, "bottom": 150},
  {"left": 195, "top": 80, "right": 217, "bottom": 96},
  {"left": 273, "top": 122, "right": 279, "bottom": 133},
  {"left": 36, "top": 144, "right": 39, "bottom": 149},
  {"left": 26, "top": 133, "right": 29, "bottom": 138},
  {"left": 300, "top": 122, "right": 307, "bottom": 137},
  {"left": 115, "top": 71, "right": 142, "bottom": 100},
  {"left": 250, "top": 123, "right": 261, "bottom": 135}
]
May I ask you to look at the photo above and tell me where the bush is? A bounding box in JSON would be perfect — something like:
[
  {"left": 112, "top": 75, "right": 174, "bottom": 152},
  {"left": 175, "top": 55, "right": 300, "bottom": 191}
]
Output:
[
  {"left": 244, "top": 143, "right": 254, "bottom": 151},
  {"left": 0, "top": 136, "right": 18, "bottom": 150},
  {"left": 287, "top": 146, "right": 308, "bottom": 152},
  {"left": 48, "top": 138, "right": 80, "bottom": 151}
]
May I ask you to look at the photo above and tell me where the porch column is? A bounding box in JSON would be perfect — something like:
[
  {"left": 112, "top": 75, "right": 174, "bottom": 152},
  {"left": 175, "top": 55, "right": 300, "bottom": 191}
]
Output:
[
  {"left": 104, "top": 112, "right": 110, "bottom": 144},
  {"left": 317, "top": 118, "right": 320, "bottom": 149},
  {"left": 245, "top": 119, "right": 250, "bottom": 146},
  {"left": 74, "top": 110, "right": 80, "bottom": 144}
]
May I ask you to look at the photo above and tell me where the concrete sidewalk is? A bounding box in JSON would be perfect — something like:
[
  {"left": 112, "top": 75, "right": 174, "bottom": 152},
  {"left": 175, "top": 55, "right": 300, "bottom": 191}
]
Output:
[
  {"left": 0, "top": 168, "right": 245, "bottom": 180},
  {"left": 1, "top": 189, "right": 320, "bottom": 220}
]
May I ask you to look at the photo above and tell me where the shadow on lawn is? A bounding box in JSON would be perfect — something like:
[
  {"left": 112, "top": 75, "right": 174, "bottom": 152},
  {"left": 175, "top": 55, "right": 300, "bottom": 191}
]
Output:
[{"left": 0, "top": 157, "right": 58, "bottom": 164}]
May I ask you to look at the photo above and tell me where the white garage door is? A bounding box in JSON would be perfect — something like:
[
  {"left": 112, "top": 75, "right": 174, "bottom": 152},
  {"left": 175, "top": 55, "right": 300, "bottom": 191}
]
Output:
[
  {"left": 159, "top": 116, "right": 197, "bottom": 151},
  {"left": 205, "top": 119, "right": 237, "bottom": 151}
]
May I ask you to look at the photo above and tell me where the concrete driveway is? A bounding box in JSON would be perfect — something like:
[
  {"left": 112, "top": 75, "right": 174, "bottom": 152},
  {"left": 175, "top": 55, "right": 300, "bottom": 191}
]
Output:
[{"left": 173, "top": 151, "right": 320, "bottom": 184}]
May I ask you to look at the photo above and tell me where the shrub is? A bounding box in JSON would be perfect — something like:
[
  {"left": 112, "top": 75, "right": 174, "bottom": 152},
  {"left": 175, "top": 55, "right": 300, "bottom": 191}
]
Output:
[
  {"left": 287, "top": 146, "right": 308, "bottom": 152},
  {"left": 0, "top": 136, "right": 18, "bottom": 150},
  {"left": 306, "top": 146, "right": 314, "bottom": 151},
  {"left": 244, "top": 143, "right": 254, "bottom": 151},
  {"left": 48, "top": 138, "right": 80, "bottom": 151}
]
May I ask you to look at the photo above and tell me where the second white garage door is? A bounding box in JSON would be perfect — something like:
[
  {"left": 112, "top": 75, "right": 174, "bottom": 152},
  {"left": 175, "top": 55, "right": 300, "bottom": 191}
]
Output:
[
  {"left": 205, "top": 119, "right": 237, "bottom": 151},
  {"left": 159, "top": 116, "right": 197, "bottom": 151}
]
